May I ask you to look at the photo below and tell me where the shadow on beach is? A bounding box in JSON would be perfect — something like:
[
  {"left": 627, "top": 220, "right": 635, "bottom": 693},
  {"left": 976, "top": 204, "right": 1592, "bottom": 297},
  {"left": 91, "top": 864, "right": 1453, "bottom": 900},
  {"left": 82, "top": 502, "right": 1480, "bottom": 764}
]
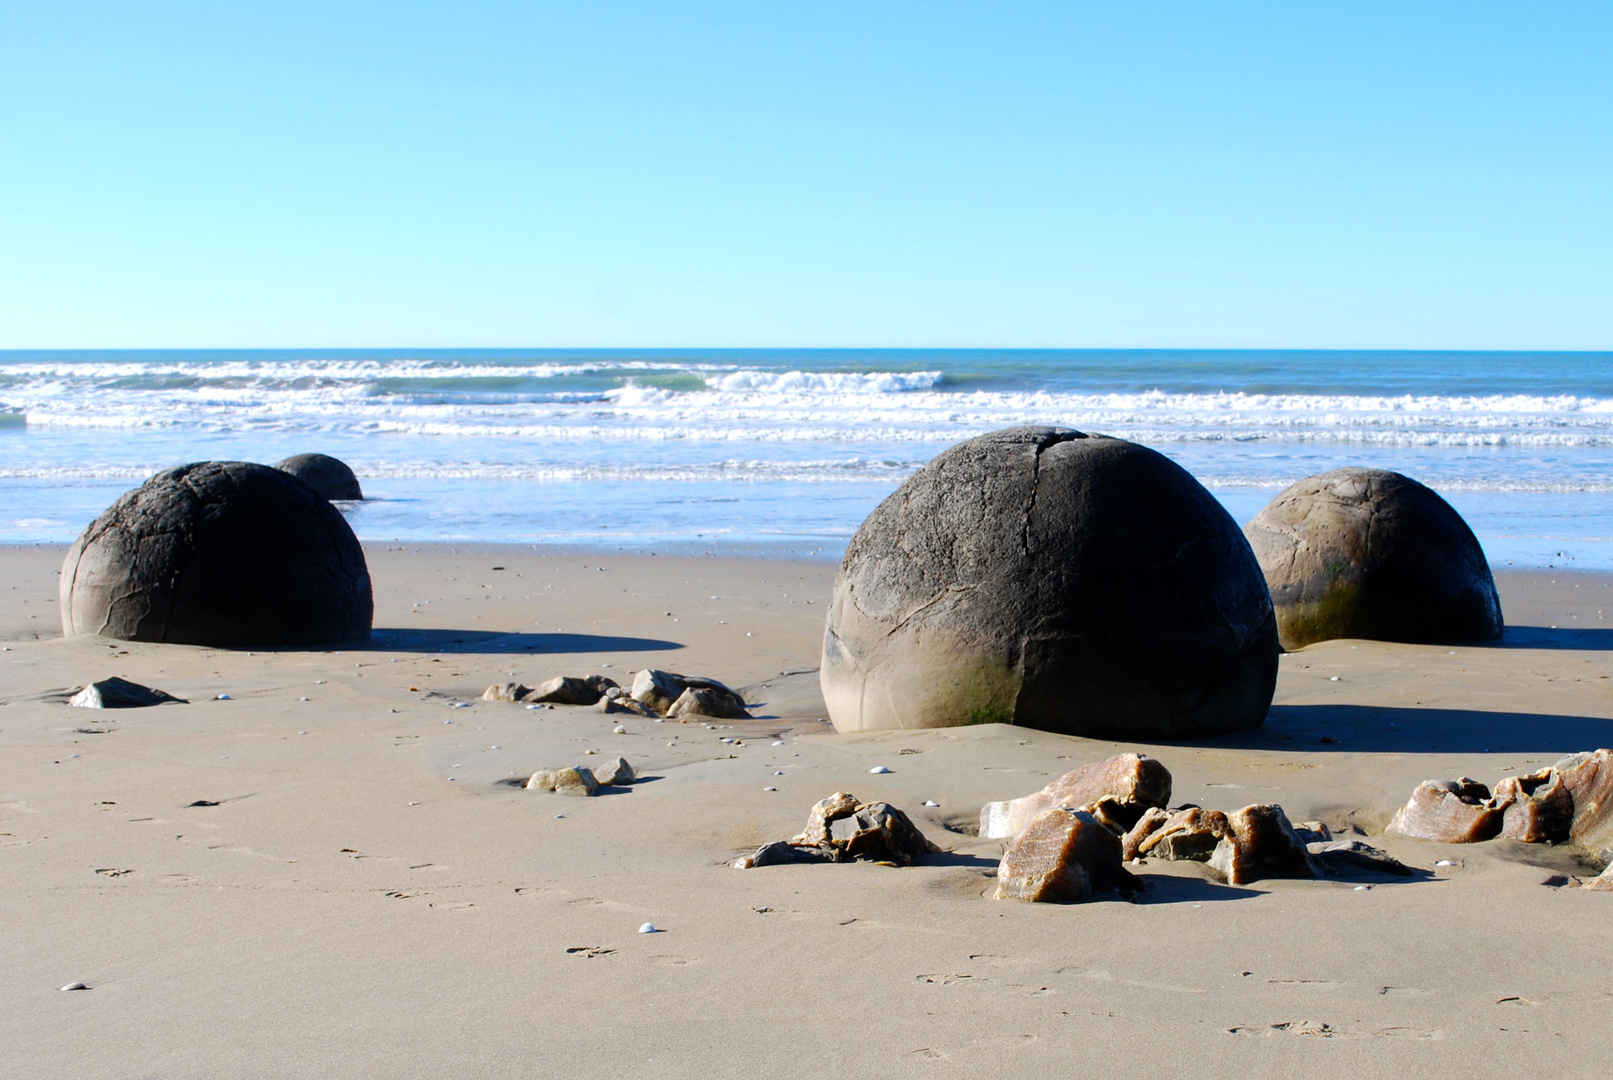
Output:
[
  {"left": 363, "top": 627, "right": 683, "bottom": 655},
  {"left": 1492, "top": 624, "right": 1613, "bottom": 651},
  {"left": 1198, "top": 703, "right": 1613, "bottom": 756}
]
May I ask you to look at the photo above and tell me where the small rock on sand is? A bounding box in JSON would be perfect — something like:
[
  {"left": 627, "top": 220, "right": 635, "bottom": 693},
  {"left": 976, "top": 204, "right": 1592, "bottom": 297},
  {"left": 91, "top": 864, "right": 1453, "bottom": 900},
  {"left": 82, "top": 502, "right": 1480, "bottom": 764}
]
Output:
[
  {"left": 589, "top": 757, "right": 636, "bottom": 787},
  {"left": 995, "top": 807, "right": 1142, "bottom": 903},
  {"left": 981, "top": 753, "right": 1172, "bottom": 842},
  {"left": 1206, "top": 805, "right": 1322, "bottom": 885},
  {"left": 524, "top": 767, "right": 601, "bottom": 796},
  {"left": 68, "top": 677, "right": 186, "bottom": 709}
]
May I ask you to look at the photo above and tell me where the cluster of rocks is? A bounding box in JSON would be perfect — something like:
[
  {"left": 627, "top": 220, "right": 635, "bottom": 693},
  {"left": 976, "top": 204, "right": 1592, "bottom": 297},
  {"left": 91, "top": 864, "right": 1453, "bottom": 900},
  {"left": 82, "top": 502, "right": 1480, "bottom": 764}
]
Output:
[
  {"left": 734, "top": 792, "right": 940, "bottom": 869},
  {"left": 67, "top": 677, "right": 186, "bottom": 709},
  {"left": 525, "top": 756, "right": 637, "bottom": 796},
  {"left": 1386, "top": 750, "right": 1613, "bottom": 858},
  {"left": 59, "top": 458, "right": 372, "bottom": 647},
  {"left": 484, "top": 669, "right": 751, "bottom": 720},
  {"left": 988, "top": 753, "right": 1408, "bottom": 902}
]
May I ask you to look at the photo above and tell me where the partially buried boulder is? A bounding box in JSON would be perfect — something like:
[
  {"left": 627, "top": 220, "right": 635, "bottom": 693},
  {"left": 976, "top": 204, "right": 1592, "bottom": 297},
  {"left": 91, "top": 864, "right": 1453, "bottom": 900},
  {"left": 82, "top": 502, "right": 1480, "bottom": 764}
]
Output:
[
  {"left": 980, "top": 753, "right": 1173, "bottom": 842},
  {"left": 1386, "top": 778, "right": 1504, "bottom": 843},
  {"left": 275, "top": 453, "right": 363, "bottom": 501},
  {"left": 821, "top": 427, "right": 1278, "bottom": 738},
  {"left": 68, "top": 677, "right": 186, "bottom": 708},
  {"left": 1244, "top": 468, "right": 1502, "bottom": 649},
  {"left": 1205, "top": 804, "right": 1321, "bottom": 885},
  {"left": 60, "top": 462, "right": 373, "bottom": 646},
  {"left": 734, "top": 792, "right": 939, "bottom": 868},
  {"left": 631, "top": 669, "right": 750, "bottom": 719},
  {"left": 995, "top": 808, "right": 1143, "bottom": 902}
]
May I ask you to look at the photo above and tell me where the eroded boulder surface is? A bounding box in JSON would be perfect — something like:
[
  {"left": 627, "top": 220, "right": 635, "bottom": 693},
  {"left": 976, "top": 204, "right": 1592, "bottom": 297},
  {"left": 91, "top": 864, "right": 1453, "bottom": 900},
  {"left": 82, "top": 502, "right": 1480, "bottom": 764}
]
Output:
[
  {"left": 590, "top": 757, "right": 637, "bottom": 787},
  {"left": 60, "top": 461, "right": 373, "bottom": 646},
  {"left": 995, "top": 808, "right": 1143, "bottom": 903},
  {"left": 1244, "top": 468, "right": 1502, "bottom": 649},
  {"left": 1585, "top": 864, "right": 1613, "bottom": 892},
  {"left": 981, "top": 753, "right": 1172, "bottom": 841},
  {"left": 1555, "top": 749, "right": 1613, "bottom": 854},
  {"left": 275, "top": 453, "right": 363, "bottom": 501},
  {"left": 1386, "top": 778, "right": 1504, "bottom": 843},
  {"left": 68, "top": 677, "right": 186, "bottom": 709},
  {"left": 530, "top": 675, "right": 617, "bottom": 706},
  {"left": 1495, "top": 769, "right": 1574, "bottom": 844},
  {"left": 482, "top": 682, "right": 532, "bottom": 702},
  {"left": 821, "top": 427, "right": 1279, "bottom": 738},
  {"left": 524, "top": 766, "right": 600, "bottom": 796},
  {"left": 734, "top": 792, "right": 939, "bottom": 868},
  {"left": 1206, "top": 804, "right": 1321, "bottom": 885},
  {"left": 1135, "top": 807, "right": 1230, "bottom": 863}
]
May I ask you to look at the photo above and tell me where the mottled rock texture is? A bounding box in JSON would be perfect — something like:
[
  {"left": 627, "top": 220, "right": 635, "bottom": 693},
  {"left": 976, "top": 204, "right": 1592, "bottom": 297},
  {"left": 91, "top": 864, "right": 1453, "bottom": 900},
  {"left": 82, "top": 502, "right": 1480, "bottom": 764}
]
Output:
[
  {"left": 60, "top": 461, "right": 373, "bottom": 646},
  {"left": 736, "top": 792, "right": 938, "bottom": 869},
  {"left": 822, "top": 427, "right": 1278, "bottom": 737},
  {"left": 995, "top": 808, "right": 1143, "bottom": 902},
  {"left": 1495, "top": 768, "right": 1574, "bottom": 844},
  {"left": 980, "top": 753, "right": 1172, "bottom": 841},
  {"left": 275, "top": 453, "right": 363, "bottom": 501},
  {"left": 1206, "top": 804, "right": 1322, "bottom": 885},
  {"left": 1136, "top": 807, "right": 1230, "bottom": 862},
  {"left": 1555, "top": 749, "right": 1613, "bottom": 853},
  {"left": 482, "top": 682, "right": 532, "bottom": 702},
  {"left": 68, "top": 677, "right": 186, "bottom": 709},
  {"left": 1244, "top": 468, "right": 1503, "bottom": 649},
  {"left": 1386, "top": 778, "right": 1504, "bottom": 843},
  {"left": 524, "top": 766, "right": 599, "bottom": 795},
  {"left": 632, "top": 669, "right": 750, "bottom": 719},
  {"left": 527, "top": 675, "right": 617, "bottom": 706},
  {"left": 589, "top": 757, "right": 637, "bottom": 787}
]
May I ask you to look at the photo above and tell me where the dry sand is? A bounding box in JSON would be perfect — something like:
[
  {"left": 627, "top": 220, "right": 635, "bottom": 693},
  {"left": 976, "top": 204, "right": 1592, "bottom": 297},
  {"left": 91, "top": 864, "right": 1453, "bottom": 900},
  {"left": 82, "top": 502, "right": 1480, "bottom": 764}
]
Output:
[{"left": 3, "top": 543, "right": 1611, "bottom": 1078}]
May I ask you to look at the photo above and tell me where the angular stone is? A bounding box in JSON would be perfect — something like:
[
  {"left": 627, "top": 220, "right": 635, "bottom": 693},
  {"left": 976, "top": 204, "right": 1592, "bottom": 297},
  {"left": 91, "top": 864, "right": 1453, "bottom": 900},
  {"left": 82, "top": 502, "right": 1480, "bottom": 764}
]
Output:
[
  {"left": 1585, "top": 864, "right": 1613, "bottom": 892},
  {"left": 1308, "top": 839, "right": 1413, "bottom": 876},
  {"left": 733, "top": 841, "right": 835, "bottom": 869},
  {"left": 668, "top": 686, "right": 748, "bottom": 720},
  {"left": 1078, "top": 796, "right": 1141, "bottom": 837},
  {"left": 68, "top": 677, "right": 186, "bottom": 709},
  {"left": 1137, "top": 807, "right": 1230, "bottom": 862},
  {"left": 482, "top": 682, "right": 532, "bottom": 703},
  {"left": 524, "top": 767, "right": 600, "bottom": 796},
  {"left": 1386, "top": 778, "right": 1504, "bottom": 843},
  {"left": 1494, "top": 768, "right": 1574, "bottom": 844},
  {"left": 979, "top": 753, "right": 1173, "bottom": 842},
  {"left": 1554, "top": 749, "right": 1613, "bottom": 854},
  {"left": 590, "top": 757, "right": 636, "bottom": 787},
  {"left": 1121, "top": 807, "right": 1172, "bottom": 860},
  {"left": 796, "top": 792, "right": 860, "bottom": 846},
  {"left": 631, "top": 669, "right": 688, "bottom": 713},
  {"left": 825, "top": 802, "right": 941, "bottom": 866},
  {"left": 526, "top": 675, "right": 617, "bottom": 706},
  {"left": 995, "top": 808, "right": 1143, "bottom": 903},
  {"left": 1207, "top": 804, "right": 1322, "bottom": 885},
  {"left": 1293, "top": 821, "right": 1333, "bottom": 845}
]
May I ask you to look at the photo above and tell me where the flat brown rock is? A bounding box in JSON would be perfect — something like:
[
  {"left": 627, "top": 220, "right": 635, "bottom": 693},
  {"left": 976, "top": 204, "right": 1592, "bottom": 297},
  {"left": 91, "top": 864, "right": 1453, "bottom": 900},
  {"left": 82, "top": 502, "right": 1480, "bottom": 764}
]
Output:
[
  {"left": 527, "top": 675, "right": 616, "bottom": 706},
  {"left": 980, "top": 753, "right": 1172, "bottom": 841},
  {"left": 1207, "top": 804, "right": 1321, "bottom": 885},
  {"left": 995, "top": 808, "right": 1142, "bottom": 903},
  {"left": 1495, "top": 768, "right": 1574, "bottom": 844},
  {"left": 1386, "top": 778, "right": 1504, "bottom": 843}
]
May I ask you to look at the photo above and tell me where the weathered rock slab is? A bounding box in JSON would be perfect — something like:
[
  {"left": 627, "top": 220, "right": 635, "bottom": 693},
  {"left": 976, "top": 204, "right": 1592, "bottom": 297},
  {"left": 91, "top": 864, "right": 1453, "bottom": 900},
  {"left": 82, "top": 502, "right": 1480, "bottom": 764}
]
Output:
[
  {"left": 68, "top": 677, "right": 186, "bottom": 708},
  {"left": 737, "top": 792, "right": 938, "bottom": 869},
  {"left": 995, "top": 808, "right": 1143, "bottom": 902},
  {"left": 1386, "top": 778, "right": 1504, "bottom": 843},
  {"left": 1206, "top": 804, "right": 1321, "bottom": 885},
  {"left": 980, "top": 753, "right": 1172, "bottom": 841},
  {"left": 524, "top": 767, "right": 600, "bottom": 796}
]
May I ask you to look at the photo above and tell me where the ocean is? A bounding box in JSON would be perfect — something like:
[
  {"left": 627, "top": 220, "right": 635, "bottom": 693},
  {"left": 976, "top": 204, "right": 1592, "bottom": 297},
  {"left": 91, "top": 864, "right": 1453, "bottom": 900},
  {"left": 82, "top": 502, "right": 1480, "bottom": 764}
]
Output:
[{"left": 3, "top": 348, "right": 1611, "bottom": 568}]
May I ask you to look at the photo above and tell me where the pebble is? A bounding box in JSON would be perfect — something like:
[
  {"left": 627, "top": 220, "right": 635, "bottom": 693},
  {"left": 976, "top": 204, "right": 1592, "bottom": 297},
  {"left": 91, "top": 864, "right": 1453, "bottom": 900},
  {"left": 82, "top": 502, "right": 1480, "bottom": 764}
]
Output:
[
  {"left": 1329, "top": 676, "right": 1340, "bottom": 682},
  {"left": 316, "top": 680, "right": 326, "bottom": 685},
  {"left": 300, "top": 696, "right": 309, "bottom": 701},
  {"left": 60, "top": 982, "right": 88, "bottom": 991},
  {"left": 772, "top": 740, "right": 785, "bottom": 746},
  {"left": 774, "top": 771, "right": 783, "bottom": 775},
  {"left": 526, "top": 704, "right": 541, "bottom": 710},
  {"left": 1354, "top": 885, "right": 1371, "bottom": 891},
  {"left": 764, "top": 786, "right": 777, "bottom": 791},
  {"left": 216, "top": 694, "right": 231, "bottom": 700},
  {"left": 555, "top": 813, "right": 565, "bottom": 819},
  {"left": 1436, "top": 859, "right": 1457, "bottom": 867},
  {"left": 923, "top": 800, "right": 939, "bottom": 807},
  {"left": 869, "top": 766, "right": 891, "bottom": 774},
  {"left": 638, "top": 922, "right": 659, "bottom": 934},
  {"left": 298, "top": 731, "right": 307, "bottom": 735},
  {"left": 613, "top": 726, "right": 626, "bottom": 734},
  {"left": 491, "top": 745, "right": 500, "bottom": 749}
]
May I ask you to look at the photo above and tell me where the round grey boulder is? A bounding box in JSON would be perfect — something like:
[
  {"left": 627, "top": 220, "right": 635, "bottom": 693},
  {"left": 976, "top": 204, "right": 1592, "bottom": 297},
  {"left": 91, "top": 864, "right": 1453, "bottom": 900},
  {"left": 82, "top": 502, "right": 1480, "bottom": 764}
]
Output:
[
  {"left": 820, "top": 427, "right": 1279, "bottom": 739},
  {"left": 1243, "top": 467, "right": 1502, "bottom": 649},
  {"left": 60, "top": 461, "right": 373, "bottom": 646},
  {"left": 275, "top": 453, "right": 363, "bottom": 501}
]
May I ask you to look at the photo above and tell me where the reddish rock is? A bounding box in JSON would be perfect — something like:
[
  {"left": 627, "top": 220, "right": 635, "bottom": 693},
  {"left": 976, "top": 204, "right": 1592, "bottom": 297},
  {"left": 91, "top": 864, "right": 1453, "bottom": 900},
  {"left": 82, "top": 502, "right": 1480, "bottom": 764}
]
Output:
[
  {"left": 1494, "top": 768, "right": 1574, "bottom": 844},
  {"left": 995, "top": 808, "right": 1143, "bottom": 903},
  {"left": 980, "top": 753, "right": 1172, "bottom": 841},
  {"left": 1386, "top": 778, "right": 1505, "bottom": 843},
  {"left": 1121, "top": 807, "right": 1171, "bottom": 860},
  {"left": 1554, "top": 749, "right": 1613, "bottom": 853},
  {"left": 1207, "top": 804, "right": 1321, "bottom": 885},
  {"left": 1585, "top": 864, "right": 1613, "bottom": 892}
]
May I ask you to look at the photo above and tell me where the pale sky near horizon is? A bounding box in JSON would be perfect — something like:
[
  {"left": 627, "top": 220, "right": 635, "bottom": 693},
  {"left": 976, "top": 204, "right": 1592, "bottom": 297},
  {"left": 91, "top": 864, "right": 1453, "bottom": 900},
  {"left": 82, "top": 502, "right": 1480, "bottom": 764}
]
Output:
[{"left": 1, "top": 2, "right": 1608, "bottom": 350}]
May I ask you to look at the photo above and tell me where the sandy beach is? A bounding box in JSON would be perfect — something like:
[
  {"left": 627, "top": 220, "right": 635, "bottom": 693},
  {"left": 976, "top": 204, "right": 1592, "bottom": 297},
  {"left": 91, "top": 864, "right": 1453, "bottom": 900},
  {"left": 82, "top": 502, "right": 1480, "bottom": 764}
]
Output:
[{"left": 4, "top": 542, "right": 1611, "bottom": 1078}]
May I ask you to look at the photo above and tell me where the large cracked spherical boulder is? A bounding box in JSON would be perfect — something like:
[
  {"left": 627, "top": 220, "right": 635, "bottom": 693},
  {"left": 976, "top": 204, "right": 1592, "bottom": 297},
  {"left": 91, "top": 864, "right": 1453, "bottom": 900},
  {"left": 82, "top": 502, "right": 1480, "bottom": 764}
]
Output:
[
  {"left": 1243, "top": 467, "right": 1502, "bottom": 649},
  {"left": 820, "top": 427, "right": 1279, "bottom": 739},
  {"left": 60, "top": 461, "right": 373, "bottom": 646},
  {"left": 275, "top": 453, "right": 363, "bottom": 501}
]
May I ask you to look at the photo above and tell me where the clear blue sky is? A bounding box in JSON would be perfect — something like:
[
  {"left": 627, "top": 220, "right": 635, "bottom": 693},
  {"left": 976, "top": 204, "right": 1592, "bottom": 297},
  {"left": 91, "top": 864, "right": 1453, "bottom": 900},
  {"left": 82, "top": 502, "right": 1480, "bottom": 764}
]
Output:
[{"left": 1, "top": 2, "right": 1608, "bottom": 349}]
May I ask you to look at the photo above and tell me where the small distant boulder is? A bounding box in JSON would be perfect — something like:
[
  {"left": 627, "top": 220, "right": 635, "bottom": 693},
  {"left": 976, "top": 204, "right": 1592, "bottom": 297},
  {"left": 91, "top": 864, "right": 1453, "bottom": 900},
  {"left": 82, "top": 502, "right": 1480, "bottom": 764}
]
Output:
[
  {"left": 1586, "top": 864, "right": 1613, "bottom": 892},
  {"left": 631, "top": 669, "right": 750, "bottom": 719},
  {"left": 483, "top": 682, "right": 532, "bottom": 703},
  {"left": 527, "top": 675, "right": 617, "bottom": 706},
  {"left": 524, "top": 766, "right": 600, "bottom": 796},
  {"left": 821, "top": 426, "right": 1278, "bottom": 739},
  {"left": 1387, "top": 778, "right": 1504, "bottom": 843},
  {"left": 1205, "top": 804, "right": 1321, "bottom": 885},
  {"left": 69, "top": 677, "right": 186, "bottom": 709},
  {"left": 590, "top": 757, "right": 637, "bottom": 787},
  {"left": 734, "top": 792, "right": 938, "bottom": 868},
  {"left": 1244, "top": 468, "right": 1503, "bottom": 649},
  {"left": 995, "top": 808, "right": 1143, "bottom": 903},
  {"left": 60, "top": 461, "right": 372, "bottom": 646},
  {"left": 275, "top": 453, "right": 363, "bottom": 501}
]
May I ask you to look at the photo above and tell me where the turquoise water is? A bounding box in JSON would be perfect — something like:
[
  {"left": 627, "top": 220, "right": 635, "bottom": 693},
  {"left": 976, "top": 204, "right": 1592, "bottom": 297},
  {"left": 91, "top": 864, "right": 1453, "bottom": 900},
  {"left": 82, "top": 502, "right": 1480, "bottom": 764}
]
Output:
[{"left": 3, "top": 348, "right": 1611, "bottom": 567}]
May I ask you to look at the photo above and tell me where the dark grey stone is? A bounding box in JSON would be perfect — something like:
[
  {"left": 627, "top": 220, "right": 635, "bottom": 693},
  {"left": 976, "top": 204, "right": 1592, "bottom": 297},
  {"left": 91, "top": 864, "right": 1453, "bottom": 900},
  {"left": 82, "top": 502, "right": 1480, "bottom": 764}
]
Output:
[
  {"left": 60, "top": 461, "right": 373, "bottom": 646},
  {"left": 821, "top": 426, "right": 1278, "bottom": 739},
  {"left": 275, "top": 453, "right": 364, "bottom": 501},
  {"left": 1243, "top": 467, "right": 1503, "bottom": 648}
]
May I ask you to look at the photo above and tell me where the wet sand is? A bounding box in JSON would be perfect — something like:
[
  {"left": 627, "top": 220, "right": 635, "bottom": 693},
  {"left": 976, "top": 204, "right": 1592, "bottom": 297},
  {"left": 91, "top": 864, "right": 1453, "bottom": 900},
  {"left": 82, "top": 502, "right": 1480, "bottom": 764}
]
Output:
[{"left": 3, "top": 544, "right": 1611, "bottom": 1078}]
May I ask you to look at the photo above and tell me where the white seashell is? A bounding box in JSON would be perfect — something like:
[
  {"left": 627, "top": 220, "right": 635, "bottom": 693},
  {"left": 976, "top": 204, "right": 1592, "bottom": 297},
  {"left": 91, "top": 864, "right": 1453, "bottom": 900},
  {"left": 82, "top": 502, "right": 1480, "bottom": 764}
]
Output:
[
  {"left": 1436, "top": 859, "right": 1456, "bottom": 866},
  {"left": 772, "top": 741, "right": 785, "bottom": 746},
  {"left": 638, "top": 922, "right": 658, "bottom": 934},
  {"left": 923, "top": 800, "right": 938, "bottom": 807},
  {"left": 764, "top": 786, "right": 777, "bottom": 792},
  {"left": 869, "top": 766, "right": 891, "bottom": 774},
  {"left": 613, "top": 726, "right": 626, "bottom": 735},
  {"left": 1354, "top": 885, "right": 1371, "bottom": 891},
  {"left": 216, "top": 694, "right": 231, "bottom": 700},
  {"left": 60, "top": 982, "right": 88, "bottom": 991}
]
